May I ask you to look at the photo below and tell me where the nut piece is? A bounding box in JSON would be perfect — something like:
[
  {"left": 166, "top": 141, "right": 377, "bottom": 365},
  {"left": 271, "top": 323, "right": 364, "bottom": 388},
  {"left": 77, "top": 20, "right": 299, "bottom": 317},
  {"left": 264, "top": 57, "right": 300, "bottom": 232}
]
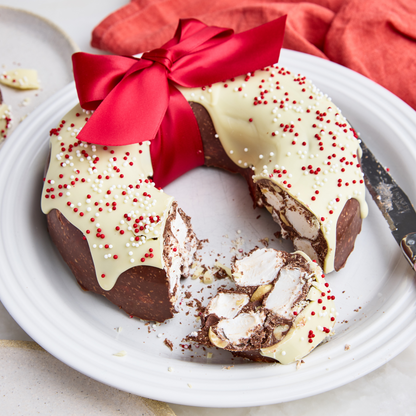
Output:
[
  {"left": 203, "top": 270, "right": 214, "bottom": 284},
  {"left": 279, "top": 212, "right": 291, "bottom": 227},
  {"left": 214, "top": 261, "right": 232, "bottom": 278},
  {"left": 192, "top": 266, "right": 204, "bottom": 280},
  {"left": 208, "top": 327, "right": 228, "bottom": 348},
  {"left": 250, "top": 284, "right": 273, "bottom": 302},
  {"left": 112, "top": 351, "right": 127, "bottom": 357},
  {"left": 273, "top": 324, "right": 290, "bottom": 341},
  {"left": 235, "top": 297, "right": 246, "bottom": 306}
]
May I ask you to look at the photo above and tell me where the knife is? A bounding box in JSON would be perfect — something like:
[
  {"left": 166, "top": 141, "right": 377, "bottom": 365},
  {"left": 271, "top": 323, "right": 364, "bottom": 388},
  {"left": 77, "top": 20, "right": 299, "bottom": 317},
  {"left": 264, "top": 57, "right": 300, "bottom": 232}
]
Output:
[{"left": 359, "top": 138, "right": 416, "bottom": 271}]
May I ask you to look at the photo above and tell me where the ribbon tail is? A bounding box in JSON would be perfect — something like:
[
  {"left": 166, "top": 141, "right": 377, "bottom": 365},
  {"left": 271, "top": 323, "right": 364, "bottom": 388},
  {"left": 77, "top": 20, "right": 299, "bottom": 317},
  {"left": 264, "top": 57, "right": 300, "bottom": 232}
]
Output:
[
  {"left": 170, "top": 15, "right": 287, "bottom": 87},
  {"left": 150, "top": 85, "right": 205, "bottom": 188}
]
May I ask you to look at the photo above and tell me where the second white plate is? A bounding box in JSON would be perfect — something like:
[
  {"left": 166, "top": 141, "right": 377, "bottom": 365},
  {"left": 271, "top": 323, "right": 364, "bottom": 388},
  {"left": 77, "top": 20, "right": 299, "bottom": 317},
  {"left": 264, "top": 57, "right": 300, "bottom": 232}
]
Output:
[{"left": 0, "top": 6, "right": 78, "bottom": 139}]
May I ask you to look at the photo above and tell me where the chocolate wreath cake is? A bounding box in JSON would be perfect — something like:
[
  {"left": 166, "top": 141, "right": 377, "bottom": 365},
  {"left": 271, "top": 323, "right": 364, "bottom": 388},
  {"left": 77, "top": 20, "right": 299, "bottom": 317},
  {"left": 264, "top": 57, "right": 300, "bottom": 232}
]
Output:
[
  {"left": 188, "top": 248, "right": 336, "bottom": 364},
  {"left": 42, "top": 18, "right": 367, "bottom": 328},
  {"left": 41, "top": 63, "right": 367, "bottom": 323}
]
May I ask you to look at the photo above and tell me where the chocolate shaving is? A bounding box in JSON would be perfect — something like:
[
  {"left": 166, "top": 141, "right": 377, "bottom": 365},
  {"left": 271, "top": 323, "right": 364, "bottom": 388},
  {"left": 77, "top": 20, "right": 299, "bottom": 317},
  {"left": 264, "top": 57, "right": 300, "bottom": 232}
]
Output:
[{"left": 164, "top": 339, "right": 174, "bottom": 351}]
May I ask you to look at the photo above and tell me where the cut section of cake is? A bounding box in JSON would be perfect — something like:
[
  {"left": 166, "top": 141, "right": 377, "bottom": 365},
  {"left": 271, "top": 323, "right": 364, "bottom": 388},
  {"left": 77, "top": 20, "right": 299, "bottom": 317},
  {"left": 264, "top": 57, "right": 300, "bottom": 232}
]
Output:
[{"left": 189, "top": 248, "right": 336, "bottom": 364}]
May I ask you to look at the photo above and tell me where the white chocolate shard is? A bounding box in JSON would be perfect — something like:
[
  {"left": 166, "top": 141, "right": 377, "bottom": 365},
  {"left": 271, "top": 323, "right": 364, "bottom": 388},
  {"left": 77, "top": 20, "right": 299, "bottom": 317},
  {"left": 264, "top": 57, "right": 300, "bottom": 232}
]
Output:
[{"left": 0, "top": 69, "right": 40, "bottom": 89}]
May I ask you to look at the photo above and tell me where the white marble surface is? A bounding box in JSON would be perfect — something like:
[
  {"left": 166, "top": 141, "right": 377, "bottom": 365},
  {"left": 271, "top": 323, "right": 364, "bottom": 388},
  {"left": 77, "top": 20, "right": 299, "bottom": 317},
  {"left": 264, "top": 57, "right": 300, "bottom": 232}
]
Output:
[{"left": 1, "top": 0, "right": 416, "bottom": 415}]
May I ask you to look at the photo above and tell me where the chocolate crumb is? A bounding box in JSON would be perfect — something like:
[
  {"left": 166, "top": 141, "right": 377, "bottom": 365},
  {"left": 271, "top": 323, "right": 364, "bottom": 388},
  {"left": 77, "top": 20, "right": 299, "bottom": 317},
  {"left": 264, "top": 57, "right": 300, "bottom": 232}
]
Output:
[
  {"left": 164, "top": 339, "right": 174, "bottom": 351},
  {"left": 194, "top": 298, "right": 204, "bottom": 314},
  {"left": 213, "top": 268, "right": 228, "bottom": 280},
  {"left": 259, "top": 237, "right": 269, "bottom": 247}
]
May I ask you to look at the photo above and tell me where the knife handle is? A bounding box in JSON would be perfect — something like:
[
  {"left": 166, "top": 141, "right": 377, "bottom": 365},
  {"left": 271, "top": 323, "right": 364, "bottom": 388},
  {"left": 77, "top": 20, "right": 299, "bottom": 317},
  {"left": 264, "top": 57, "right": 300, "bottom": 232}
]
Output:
[{"left": 401, "top": 233, "right": 416, "bottom": 271}]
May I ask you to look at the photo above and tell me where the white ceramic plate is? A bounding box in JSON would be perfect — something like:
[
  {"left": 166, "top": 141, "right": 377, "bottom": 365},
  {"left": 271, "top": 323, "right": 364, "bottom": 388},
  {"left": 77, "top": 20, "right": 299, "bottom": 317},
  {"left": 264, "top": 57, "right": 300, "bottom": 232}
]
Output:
[
  {"left": 0, "top": 6, "right": 78, "bottom": 140},
  {"left": 1, "top": 49, "right": 416, "bottom": 408}
]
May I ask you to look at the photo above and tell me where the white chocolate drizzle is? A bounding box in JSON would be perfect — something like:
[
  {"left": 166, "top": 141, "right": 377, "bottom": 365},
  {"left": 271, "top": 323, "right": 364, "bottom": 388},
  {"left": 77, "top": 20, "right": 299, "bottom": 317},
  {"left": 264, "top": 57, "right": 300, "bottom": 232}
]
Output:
[
  {"left": 178, "top": 65, "right": 368, "bottom": 272},
  {"left": 41, "top": 104, "right": 174, "bottom": 291}
]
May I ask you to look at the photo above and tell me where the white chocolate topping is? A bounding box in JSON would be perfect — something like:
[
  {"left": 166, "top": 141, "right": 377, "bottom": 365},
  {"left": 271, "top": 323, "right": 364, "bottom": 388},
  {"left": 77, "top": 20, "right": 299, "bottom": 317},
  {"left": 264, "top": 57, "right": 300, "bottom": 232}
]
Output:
[
  {"left": 178, "top": 65, "right": 368, "bottom": 272},
  {"left": 0, "top": 69, "right": 40, "bottom": 90},
  {"left": 41, "top": 104, "right": 174, "bottom": 291}
]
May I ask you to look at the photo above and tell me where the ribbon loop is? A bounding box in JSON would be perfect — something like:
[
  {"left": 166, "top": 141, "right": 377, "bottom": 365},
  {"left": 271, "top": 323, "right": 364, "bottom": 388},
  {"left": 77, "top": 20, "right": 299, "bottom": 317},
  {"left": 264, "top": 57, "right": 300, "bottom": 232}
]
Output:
[{"left": 72, "top": 16, "right": 286, "bottom": 187}]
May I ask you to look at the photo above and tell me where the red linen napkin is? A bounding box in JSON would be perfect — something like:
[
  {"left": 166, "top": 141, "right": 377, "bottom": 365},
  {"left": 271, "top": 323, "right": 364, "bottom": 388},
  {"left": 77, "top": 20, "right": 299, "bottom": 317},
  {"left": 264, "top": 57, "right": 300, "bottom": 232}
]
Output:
[{"left": 91, "top": 0, "right": 416, "bottom": 111}]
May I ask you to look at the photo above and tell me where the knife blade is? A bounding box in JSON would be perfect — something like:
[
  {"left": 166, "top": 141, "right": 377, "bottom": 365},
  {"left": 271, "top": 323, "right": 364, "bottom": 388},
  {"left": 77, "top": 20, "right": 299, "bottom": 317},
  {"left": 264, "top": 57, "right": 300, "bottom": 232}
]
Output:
[{"left": 359, "top": 138, "right": 416, "bottom": 271}]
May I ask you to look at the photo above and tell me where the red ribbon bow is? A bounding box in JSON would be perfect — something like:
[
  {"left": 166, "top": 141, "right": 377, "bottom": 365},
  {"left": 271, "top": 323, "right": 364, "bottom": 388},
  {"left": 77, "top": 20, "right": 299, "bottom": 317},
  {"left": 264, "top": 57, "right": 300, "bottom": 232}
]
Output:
[{"left": 72, "top": 17, "right": 286, "bottom": 187}]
